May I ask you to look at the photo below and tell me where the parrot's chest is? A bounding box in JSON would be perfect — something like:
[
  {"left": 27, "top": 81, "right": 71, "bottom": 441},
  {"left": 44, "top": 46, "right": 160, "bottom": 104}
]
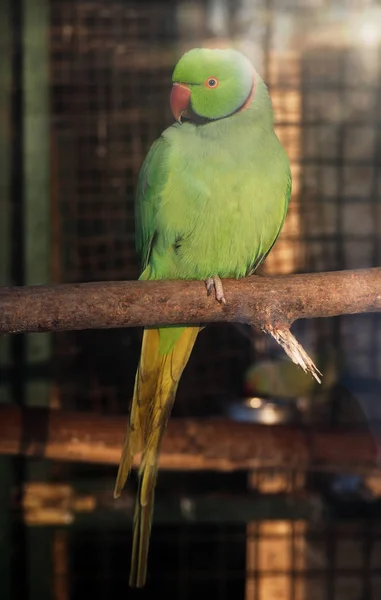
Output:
[{"left": 156, "top": 126, "right": 290, "bottom": 279}]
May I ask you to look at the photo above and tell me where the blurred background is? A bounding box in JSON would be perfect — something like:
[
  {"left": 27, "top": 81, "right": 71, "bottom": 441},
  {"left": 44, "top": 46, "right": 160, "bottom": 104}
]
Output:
[{"left": 1, "top": 0, "right": 381, "bottom": 598}]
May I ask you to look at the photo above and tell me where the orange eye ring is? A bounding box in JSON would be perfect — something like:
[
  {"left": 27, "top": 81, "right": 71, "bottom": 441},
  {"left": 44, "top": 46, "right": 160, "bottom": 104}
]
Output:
[{"left": 205, "top": 77, "right": 219, "bottom": 89}]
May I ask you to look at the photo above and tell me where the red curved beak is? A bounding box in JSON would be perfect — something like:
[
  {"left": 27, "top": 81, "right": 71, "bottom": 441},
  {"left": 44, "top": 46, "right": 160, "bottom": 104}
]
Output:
[{"left": 170, "top": 83, "right": 191, "bottom": 123}]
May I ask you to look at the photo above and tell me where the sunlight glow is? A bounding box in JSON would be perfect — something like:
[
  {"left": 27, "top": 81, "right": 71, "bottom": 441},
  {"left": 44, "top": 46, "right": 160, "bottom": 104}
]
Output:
[
  {"left": 355, "top": 9, "right": 381, "bottom": 47},
  {"left": 358, "top": 21, "right": 381, "bottom": 47}
]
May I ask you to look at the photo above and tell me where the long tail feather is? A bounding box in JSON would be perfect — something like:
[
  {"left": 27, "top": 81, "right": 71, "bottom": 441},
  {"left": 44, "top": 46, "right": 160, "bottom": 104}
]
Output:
[{"left": 114, "top": 326, "right": 199, "bottom": 587}]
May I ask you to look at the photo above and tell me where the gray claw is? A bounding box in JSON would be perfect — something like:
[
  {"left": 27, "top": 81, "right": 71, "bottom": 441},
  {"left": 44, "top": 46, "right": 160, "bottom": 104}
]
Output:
[
  {"left": 204, "top": 276, "right": 226, "bottom": 304},
  {"left": 205, "top": 278, "right": 214, "bottom": 296}
]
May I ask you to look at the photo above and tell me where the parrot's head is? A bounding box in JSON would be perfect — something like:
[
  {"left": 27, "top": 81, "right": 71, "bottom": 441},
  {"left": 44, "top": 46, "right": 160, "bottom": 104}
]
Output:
[{"left": 170, "top": 48, "right": 256, "bottom": 123}]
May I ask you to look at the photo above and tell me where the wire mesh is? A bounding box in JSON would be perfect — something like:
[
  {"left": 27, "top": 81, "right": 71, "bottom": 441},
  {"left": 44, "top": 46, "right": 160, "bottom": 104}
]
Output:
[
  {"left": 50, "top": 0, "right": 255, "bottom": 415},
  {"left": 65, "top": 520, "right": 381, "bottom": 600},
  {"left": 50, "top": 0, "right": 381, "bottom": 419},
  {"left": 7, "top": 0, "right": 381, "bottom": 598}
]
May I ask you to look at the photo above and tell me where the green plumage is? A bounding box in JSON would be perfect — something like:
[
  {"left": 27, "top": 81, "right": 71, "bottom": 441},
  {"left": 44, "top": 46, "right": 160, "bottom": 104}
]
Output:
[
  {"left": 138, "top": 85, "right": 291, "bottom": 284},
  {"left": 115, "top": 47, "right": 291, "bottom": 587}
]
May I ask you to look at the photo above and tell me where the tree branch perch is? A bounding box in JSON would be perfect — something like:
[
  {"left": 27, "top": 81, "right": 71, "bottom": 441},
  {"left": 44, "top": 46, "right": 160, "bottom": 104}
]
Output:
[
  {"left": 0, "top": 405, "right": 378, "bottom": 472},
  {"left": 1, "top": 268, "right": 380, "bottom": 378},
  {"left": 1, "top": 268, "right": 380, "bottom": 334}
]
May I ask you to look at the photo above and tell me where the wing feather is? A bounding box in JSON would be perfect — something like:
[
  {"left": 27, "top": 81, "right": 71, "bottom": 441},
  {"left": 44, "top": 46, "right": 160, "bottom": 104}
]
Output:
[{"left": 135, "top": 135, "right": 172, "bottom": 270}]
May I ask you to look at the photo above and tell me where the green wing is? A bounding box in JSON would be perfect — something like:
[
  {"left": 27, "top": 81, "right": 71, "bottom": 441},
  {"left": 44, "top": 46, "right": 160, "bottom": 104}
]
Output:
[
  {"left": 253, "top": 168, "right": 292, "bottom": 273},
  {"left": 271, "top": 167, "right": 292, "bottom": 248},
  {"left": 135, "top": 135, "right": 172, "bottom": 271}
]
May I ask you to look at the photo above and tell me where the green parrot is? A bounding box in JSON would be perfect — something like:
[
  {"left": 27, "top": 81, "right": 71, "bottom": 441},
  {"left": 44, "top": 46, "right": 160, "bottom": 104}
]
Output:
[
  {"left": 245, "top": 351, "right": 337, "bottom": 400},
  {"left": 114, "top": 47, "right": 291, "bottom": 587}
]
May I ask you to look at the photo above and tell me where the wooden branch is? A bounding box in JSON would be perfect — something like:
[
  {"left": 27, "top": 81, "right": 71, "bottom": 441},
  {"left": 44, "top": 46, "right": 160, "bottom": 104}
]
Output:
[
  {"left": 1, "top": 268, "right": 380, "bottom": 335},
  {"left": 0, "top": 405, "right": 378, "bottom": 472}
]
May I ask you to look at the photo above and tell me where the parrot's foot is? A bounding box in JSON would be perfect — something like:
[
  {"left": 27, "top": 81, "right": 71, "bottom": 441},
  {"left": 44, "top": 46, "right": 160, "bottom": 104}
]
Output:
[{"left": 205, "top": 276, "right": 226, "bottom": 304}]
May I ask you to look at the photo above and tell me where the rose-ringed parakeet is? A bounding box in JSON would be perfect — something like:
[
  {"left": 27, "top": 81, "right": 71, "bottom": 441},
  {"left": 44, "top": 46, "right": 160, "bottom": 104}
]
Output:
[
  {"left": 245, "top": 350, "right": 337, "bottom": 400},
  {"left": 114, "top": 47, "right": 291, "bottom": 587}
]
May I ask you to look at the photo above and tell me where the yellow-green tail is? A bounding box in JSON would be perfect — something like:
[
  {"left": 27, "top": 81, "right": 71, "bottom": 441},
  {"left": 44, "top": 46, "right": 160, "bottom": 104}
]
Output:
[{"left": 114, "top": 326, "right": 199, "bottom": 587}]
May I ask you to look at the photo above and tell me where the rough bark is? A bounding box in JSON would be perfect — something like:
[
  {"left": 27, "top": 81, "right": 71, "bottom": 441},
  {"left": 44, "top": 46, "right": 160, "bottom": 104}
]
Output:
[
  {"left": 0, "top": 405, "right": 378, "bottom": 472},
  {"left": 0, "top": 268, "right": 380, "bottom": 335}
]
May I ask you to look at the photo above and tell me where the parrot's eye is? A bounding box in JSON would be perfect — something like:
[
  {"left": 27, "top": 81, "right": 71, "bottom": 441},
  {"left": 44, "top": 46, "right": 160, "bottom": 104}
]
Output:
[{"left": 206, "top": 77, "right": 219, "bottom": 88}]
